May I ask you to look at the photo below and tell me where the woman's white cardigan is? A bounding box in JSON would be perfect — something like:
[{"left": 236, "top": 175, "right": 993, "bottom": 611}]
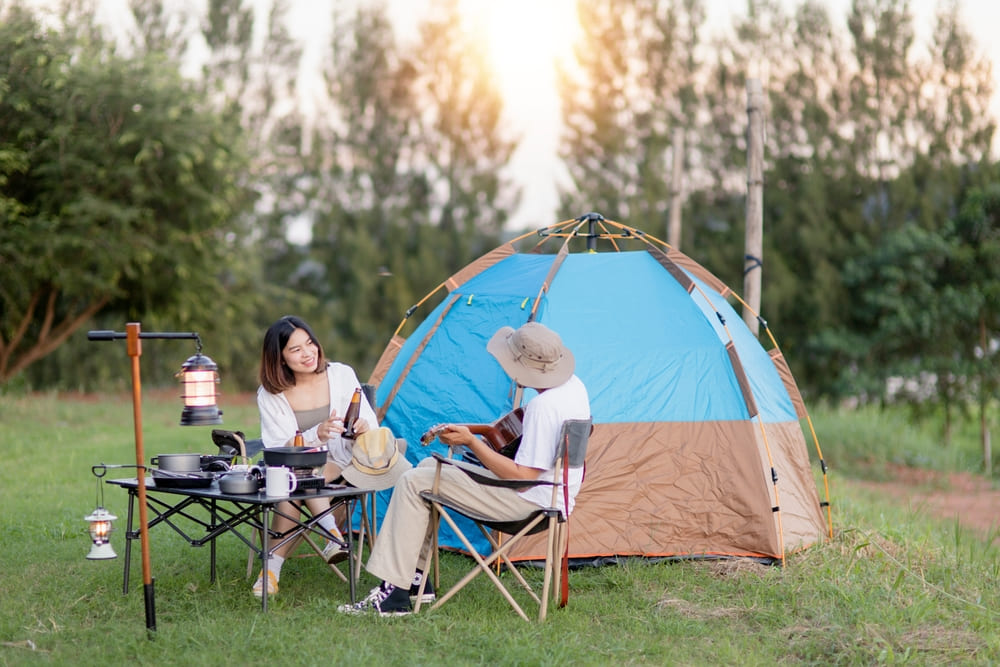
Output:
[{"left": 256, "top": 362, "right": 378, "bottom": 468}]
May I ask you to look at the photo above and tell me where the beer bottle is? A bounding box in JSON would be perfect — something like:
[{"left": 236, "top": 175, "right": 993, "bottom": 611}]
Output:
[
  {"left": 341, "top": 388, "right": 362, "bottom": 440},
  {"left": 293, "top": 430, "right": 304, "bottom": 447}
]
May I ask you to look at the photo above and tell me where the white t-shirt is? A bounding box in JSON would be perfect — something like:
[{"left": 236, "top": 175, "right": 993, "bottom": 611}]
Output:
[{"left": 513, "top": 374, "right": 591, "bottom": 513}]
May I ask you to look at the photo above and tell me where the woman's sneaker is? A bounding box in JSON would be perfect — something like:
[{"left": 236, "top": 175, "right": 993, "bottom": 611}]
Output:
[
  {"left": 409, "top": 571, "right": 436, "bottom": 604},
  {"left": 251, "top": 570, "right": 278, "bottom": 598},
  {"left": 338, "top": 582, "right": 412, "bottom": 616},
  {"left": 322, "top": 540, "right": 349, "bottom": 564}
]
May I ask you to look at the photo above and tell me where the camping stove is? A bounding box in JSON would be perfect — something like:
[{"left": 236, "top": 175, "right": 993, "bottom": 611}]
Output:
[{"left": 291, "top": 466, "right": 326, "bottom": 491}]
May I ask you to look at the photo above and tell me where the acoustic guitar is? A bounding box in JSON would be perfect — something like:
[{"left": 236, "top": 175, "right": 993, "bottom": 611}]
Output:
[{"left": 420, "top": 407, "right": 525, "bottom": 459}]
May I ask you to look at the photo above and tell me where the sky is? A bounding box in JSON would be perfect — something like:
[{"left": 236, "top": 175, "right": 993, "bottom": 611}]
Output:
[{"left": 87, "top": 0, "right": 1000, "bottom": 230}]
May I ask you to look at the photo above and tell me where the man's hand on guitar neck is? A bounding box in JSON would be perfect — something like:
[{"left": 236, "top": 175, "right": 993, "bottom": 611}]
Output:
[{"left": 437, "top": 424, "right": 542, "bottom": 481}]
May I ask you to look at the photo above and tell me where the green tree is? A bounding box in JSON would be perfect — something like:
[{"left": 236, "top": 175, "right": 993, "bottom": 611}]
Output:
[
  {"left": 410, "top": 0, "right": 519, "bottom": 250},
  {"left": 949, "top": 185, "right": 1000, "bottom": 468},
  {"left": 558, "top": 0, "right": 706, "bottom": 228},
  {"left": 256, "top": 0, "right": 519, "bottom": 374},
  {"left": 0, "top": 7, "right": 255, "bottom": 385}
]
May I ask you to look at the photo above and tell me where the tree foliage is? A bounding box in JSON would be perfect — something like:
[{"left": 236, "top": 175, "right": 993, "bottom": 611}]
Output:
[
  {"left": 255, "top": 0, "right": 518, "bottom": 373},
  {"left": 558, "top": 0, "right": 706, "bottom": 229},
  {"left": 0, "top": 6, "right": 256, "bottom": 384}
]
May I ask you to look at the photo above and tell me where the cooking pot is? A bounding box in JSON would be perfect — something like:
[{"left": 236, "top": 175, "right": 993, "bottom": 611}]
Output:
[
  {"left": 262, "top": 446, "right": 327, "bottom": 468},
  {"left": 151, "top": 453, "right": 202, "bottom": 472},
  {"left": 218, "top": 470, "right": 260, "bottom": 494}
]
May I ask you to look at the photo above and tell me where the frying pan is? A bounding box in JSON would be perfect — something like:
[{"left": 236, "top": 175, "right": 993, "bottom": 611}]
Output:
[
  {"left": 150, "top": 469, "right": 215, "bottom": 488},
  {"left": 262, "top": 447, "right": 327, "bottom": 468}
]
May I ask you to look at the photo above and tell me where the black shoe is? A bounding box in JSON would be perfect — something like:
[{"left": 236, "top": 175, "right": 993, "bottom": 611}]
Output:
[
  {"left": 338, "top": 582, "right": 412, "bottom": 617},
  {"left": 409, "top": 571, "right": 436, "bottom": 604}
]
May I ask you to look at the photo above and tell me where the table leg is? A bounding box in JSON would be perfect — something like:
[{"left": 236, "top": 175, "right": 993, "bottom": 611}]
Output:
[
  {"left": 123, "top": 488, "right": 137, "bottom": 595},
  {"left": 347, "top": 496, "right": 357, "bottom": 602},
  {"left": 261, "top": 505, "right": 269, "bottom": 613},
  {"left": 209, "top": 498, "right": 217, "bottom": 584}
]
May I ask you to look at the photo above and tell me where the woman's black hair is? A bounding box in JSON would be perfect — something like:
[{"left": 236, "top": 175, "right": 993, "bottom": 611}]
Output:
[{"left": 259, "top": 315, "right": 327, "bottom": 394}]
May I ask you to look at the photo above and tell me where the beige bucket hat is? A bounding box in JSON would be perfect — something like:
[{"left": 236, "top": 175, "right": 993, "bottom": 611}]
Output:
[
  {"left": 341, "top": 427, "right": 412, "bottom": 491},
  {"left": 486, "top": 321, "right": 574, "bottom": 389}
]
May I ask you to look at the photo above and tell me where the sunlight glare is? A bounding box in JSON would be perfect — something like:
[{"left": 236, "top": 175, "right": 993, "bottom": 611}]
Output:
[{"left": 460, "top": 0, "right": 580, "bottom": 100}]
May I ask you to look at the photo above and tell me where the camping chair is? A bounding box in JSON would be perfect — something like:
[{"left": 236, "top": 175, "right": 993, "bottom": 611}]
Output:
[{"left": 413, "top": 418, "right": 591, "bottom": 621}]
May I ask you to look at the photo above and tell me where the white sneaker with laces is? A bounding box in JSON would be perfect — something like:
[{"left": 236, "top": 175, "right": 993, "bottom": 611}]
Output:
[{"left": 338, "top": 583, "right": 412, "bottom": 616}]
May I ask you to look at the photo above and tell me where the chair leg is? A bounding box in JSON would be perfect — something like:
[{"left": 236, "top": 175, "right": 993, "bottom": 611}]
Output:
[
  {"left": 431, "top": 509, "right": 440, "bottom": 593},
  {"left": 484, "top": 527, "right": 541, "bottom": 605},
  {"left": 539, "top": 517, "right": 560, "bottom": 622},
  {"left": 413, "top": 501, "right": 439, "bottom": 613},
  {"left": 300, "top": 530, "right": 348, "bottom": 583},
  {"left": 430, "top": 505, "right": 544, "bottom": 622},
  {"left": 360, "top": 493, "right": 377, "bottom": 550},
  {"left": 247, "top": 525, "right": 259, "bottom": 578},
  {"left": 550, "top": 522, "right": 567, "bottom": 612},
  {"left": 353, "top": 500, "right": 366, "bottom": 585}
]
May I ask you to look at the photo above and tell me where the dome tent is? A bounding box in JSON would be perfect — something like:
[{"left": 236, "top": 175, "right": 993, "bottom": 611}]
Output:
[{"left": 368, "top": 215, "right": 832, "bottom": 564}]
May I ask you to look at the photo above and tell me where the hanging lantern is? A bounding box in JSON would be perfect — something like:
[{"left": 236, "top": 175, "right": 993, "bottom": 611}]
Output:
[
  {"left": 178, "top": 352, "right": 222, "bottom": 426},
  {"left": 85, "top": 506, "right": 118, "bottom": 560}
]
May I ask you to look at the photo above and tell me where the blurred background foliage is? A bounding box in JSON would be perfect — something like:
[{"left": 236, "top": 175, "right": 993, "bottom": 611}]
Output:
[{"left": 2, "top": 0, "right": 999, "bottom": 464}]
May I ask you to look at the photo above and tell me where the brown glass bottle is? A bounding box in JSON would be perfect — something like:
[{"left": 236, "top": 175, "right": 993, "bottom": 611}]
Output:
[
  {"left": 293, "top": 430, "right": 304, "bottom": 447},
  {"left": 341, "top": 388, "right": 362, "bottom": 440}
]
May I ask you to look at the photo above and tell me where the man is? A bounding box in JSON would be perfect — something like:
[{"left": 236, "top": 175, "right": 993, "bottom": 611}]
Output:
[{"left": 339, "top": 321, "right": 591, "bottom": 616}]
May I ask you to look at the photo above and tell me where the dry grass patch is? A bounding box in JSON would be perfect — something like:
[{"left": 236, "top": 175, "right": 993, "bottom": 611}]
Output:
[
  {"left": 898, "top": 626, "right": 985, "bottom": 657},
  {"left": 654, "top": 597, "right": 748, "bottom": 620},
  {"left": 695, "top": 558, "right": 773, "bottom": 578}
]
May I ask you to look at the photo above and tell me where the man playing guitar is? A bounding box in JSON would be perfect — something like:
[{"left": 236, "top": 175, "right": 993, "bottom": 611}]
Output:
[{"left": 339, "top": 322, "right": 591, "bottom": 616}]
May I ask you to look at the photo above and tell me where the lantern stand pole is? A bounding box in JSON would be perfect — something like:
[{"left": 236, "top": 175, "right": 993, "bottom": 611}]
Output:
[
  {"left": 88, "top": 323, "right": 207, "bottom": 634},
  {"left": 126, "top": 323, "right": 156, "bottom": 633}
]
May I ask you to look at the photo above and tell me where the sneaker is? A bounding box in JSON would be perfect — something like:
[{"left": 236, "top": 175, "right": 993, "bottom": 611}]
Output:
[
  {"left": 338, "top": 582, "right": 412, "bottom": 616},
  {"left": 322, "top": 540, "right": 349, "bottom": 564},
  {"left": 409, "top": 571, "right": 436, "bottom": 604},
  {"left": 252, "top": 569, "right": 278, "bottom": 598}
]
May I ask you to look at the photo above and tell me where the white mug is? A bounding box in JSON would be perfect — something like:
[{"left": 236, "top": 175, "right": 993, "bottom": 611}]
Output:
[{"left": 265, "top": 466, "right": 298, "bottom": 498}]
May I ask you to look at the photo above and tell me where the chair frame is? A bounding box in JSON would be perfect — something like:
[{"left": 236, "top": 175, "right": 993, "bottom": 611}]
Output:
[{"left": 414, "top": 418, "right": 591, "bottom": 621}]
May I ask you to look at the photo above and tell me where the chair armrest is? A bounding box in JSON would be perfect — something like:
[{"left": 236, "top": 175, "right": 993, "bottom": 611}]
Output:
[{"left": 431, "top": 452, "right": 555, "bottom": 490}]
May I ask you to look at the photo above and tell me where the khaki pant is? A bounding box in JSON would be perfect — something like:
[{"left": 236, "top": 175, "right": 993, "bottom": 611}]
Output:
[{"left": 365, "top": 458, "right": 540, "bottom": 588}]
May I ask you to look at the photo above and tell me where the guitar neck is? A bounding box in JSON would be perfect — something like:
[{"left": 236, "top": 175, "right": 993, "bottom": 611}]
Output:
[{"left": 420, "top": 408, "right": 524, "bottom": 453}]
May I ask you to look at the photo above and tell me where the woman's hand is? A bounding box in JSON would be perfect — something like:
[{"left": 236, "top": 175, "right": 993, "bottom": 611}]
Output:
[
  {"left": 317, "top": 411, "right": 344, "bottom": 442},
  {"left": 351, "top": 418, "right": 370, "bottom": 436},
  {"left": 317, "top": 413, "right": 370, "bottom": 441}
]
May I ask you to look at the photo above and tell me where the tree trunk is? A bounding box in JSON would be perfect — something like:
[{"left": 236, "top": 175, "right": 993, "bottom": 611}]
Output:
[
  {"left": 980, "top": 316, "right": 992, "bottom": 475},
  {"left": 743, "top": 79, "right": 764, "bottom": 336},
  {"left": 667, "top": 127, "right": 685, "bottom": 249}
]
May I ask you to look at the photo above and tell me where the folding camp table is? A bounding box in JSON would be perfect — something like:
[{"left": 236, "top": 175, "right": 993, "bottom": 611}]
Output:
[{"left": 107, "top": 477, "right": 371, "bottom": 611}]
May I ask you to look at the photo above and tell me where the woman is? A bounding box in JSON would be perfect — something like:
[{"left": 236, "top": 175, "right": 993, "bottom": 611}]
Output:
[{"left": 252, "top": 315, "right": 377, "bottom": 597}]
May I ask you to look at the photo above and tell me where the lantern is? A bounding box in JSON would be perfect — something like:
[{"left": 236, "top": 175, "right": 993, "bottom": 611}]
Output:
[
  {"left": 178, "top": 351, "right": 222, "bottom": 426},
  {"left": 85, "top": 506, "right": 118, "bottom": 560}
]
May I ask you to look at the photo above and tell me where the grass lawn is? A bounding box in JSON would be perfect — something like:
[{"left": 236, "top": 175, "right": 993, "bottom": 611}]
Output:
[{"left": 1, "top": 392, "right": 998, "bottom": 665}]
